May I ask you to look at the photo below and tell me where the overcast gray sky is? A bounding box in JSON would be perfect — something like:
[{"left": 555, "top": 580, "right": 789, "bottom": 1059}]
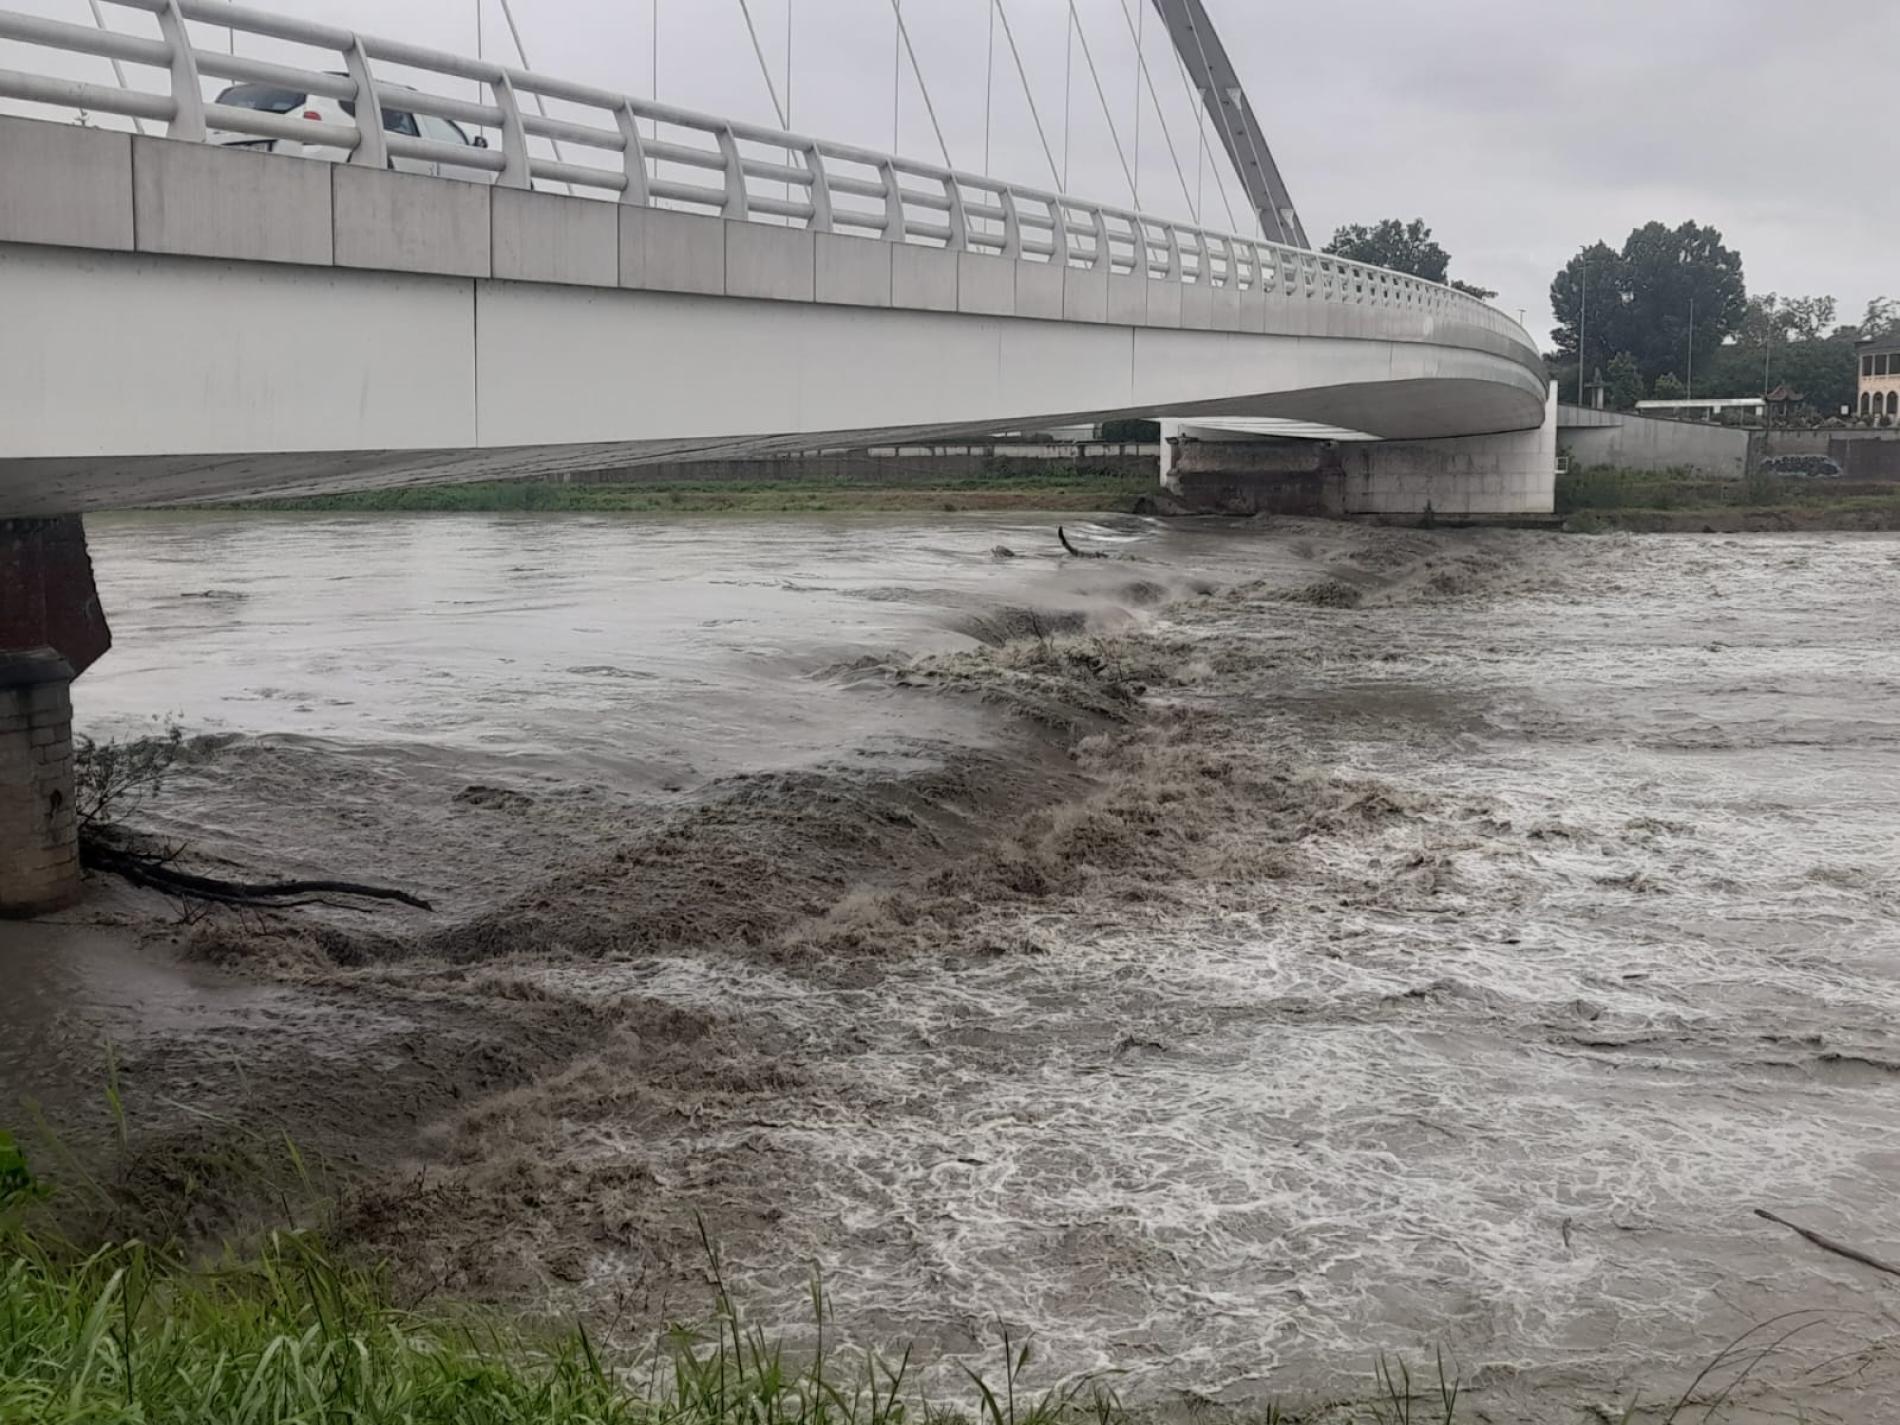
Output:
[{"left": 6, "top": 0, "right": 1893, "bottom": 346}]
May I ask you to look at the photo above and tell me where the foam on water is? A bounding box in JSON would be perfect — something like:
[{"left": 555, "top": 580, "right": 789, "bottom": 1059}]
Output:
[{"left": 515, "top": 532, "right": 1900, "bottom": 1414}]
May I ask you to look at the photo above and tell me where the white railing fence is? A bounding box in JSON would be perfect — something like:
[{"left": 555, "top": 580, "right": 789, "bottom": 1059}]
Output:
[{"left": 0, "top": 0, "right": 1529, "bottom": 348}]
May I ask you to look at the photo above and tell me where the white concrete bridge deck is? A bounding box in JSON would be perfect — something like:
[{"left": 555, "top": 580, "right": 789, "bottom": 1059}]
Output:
[{"left": 1, "top": 112, "right": 1546, "bottom": 517}]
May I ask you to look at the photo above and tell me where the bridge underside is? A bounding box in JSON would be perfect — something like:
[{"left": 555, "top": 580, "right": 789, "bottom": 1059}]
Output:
[
  {"left": 1, "top": 241, "right": 1545, "bottom": 517},
  {"left": 0, "top": 373, "right": 1539, "bottom": 515}
]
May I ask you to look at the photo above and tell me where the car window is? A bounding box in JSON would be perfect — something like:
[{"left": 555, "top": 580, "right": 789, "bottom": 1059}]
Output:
[
  {"left": 415, "top": 113, "right": 470, "bottom": 147},
  {"left": 215, "top": 84, "right": 305, "bottom": 113},
  {"left": 337, "top": 99, "right": 420, "bottom": 137}
]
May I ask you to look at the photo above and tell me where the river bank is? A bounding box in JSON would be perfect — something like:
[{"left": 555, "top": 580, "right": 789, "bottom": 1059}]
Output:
[
  {"left": 1557, "top": 467, "right": 1900, "bottom": 533},
  {"left": 224, "top": 469, "right": 1156, "bottom": 514},
  {"left": 6, "top": 514, "right": 1900, "bottom": 1422}
]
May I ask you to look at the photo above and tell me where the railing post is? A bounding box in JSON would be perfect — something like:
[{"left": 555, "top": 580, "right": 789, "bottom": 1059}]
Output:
[
  {"left": 341, "top": 38, "right": 386, "bottom": 169},
  {"left": 942, "top": 173, "right": 966, "bottom": 252},
  {"left": 877, "top": 160, "right": 903, "bottom": 243},
  {"left": 717, "top": 125, "right": 748, "bottom": 220},
  {"left": 1164, "top": 225, "right": 1182, "bottom": 282},
  {"left": 491, "top": 71, "right": 530, "bottom": 188},
  {"left": 1214, "top": 234, "right": 1234, "bottom": 287},
  {"left": 153, "top": 0, "right": 203, "bottom": 142},
  {"left": 999, "top": 189, "right": 1022, "bottom": 259},
  {"left": 805, "top": 145, "right": 834, "bottom": 232},
  {"left": 613, "top": 102, "right": 649, "bottom": 205},
  {"left": 1050, "top": 201, "right": 1070, "bottom": 269},
  {"left": 1090, "top": 210, "right": 1110, "bottom": 272}
]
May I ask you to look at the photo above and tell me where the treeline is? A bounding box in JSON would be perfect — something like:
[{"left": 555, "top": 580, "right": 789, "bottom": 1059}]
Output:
[
  {"left": 1325, "top": 215, "right": 1894, "bottom": 421},
  {"left": 1546, "top": 223, "right": 1893, "bottom": 418}
]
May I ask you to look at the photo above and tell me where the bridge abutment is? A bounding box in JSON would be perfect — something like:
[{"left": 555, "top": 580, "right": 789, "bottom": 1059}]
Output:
[{"left": 1, "top": 517, "right": 111, "bottom": 916}]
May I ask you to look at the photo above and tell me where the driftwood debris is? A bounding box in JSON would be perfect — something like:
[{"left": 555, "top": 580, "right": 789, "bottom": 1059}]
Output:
[
  {"left": 1754, "top": 1208, "right": 1900, "bottom": 1281},
  {"left": 82, "top": 836, "right": 433, "bottom": 911},
  {"left": 1057, "top": 525, "right": 1107, "bottom": 559}
]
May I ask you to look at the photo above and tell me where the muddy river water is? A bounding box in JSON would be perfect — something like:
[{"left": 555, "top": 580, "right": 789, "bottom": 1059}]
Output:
[{"left": 8, "top": 512, "right": 1900, "bottom": 1422}]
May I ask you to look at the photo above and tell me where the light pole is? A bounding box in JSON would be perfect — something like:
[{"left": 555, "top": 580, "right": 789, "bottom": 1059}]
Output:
[
  {"left": 1577, "top": 260, "right": 1588, "bottom": 407},
  {"left": 1686, "top": 295, "right": 1696, "bottom": 401}
]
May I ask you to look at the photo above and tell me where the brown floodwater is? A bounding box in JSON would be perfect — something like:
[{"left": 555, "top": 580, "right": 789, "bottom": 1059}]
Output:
[{"left": 6, "top": 513, "right": 1900, "bottom": 1422}]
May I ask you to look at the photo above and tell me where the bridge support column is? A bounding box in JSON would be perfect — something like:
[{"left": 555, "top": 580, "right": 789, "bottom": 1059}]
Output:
[
  {"left": 0, "top": 517, "right": 111, "bottom": 917},
  {"left": 1158, "top": 419, "right": 1184, "bottom": 494},
  {"left": 1340, "top": 384, "right": 1558, "bottom": 517},
  {"left": 1161, "top": 385, "right": 1558, "bottom": 518}
]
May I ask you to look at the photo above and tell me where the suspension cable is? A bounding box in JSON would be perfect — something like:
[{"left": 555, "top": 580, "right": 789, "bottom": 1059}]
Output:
[
  {"left": 992, "top": 0, "right": 1061, "bottom": 191},
  {"left": 786, "top": 0, "right": 793, "bottom": 201},
  {"left": 982, "top": 0, "right": 996, "bottom": 176},
  {"left": 493, "top": 0, "right": 571, "bottom": 191},
  {"left": 84, "top": 0, "right": 146, "bottom": 135},
  {"left": 887, "top": 0, "right": 955, "bottom": 170},
  {"left": 1171, "top": 35, "right": 1239, "bottom": 235},
  {"left": 1130, "top": 0, "right": 1142, "bottom": 205},
  {"left": 735, "top": 0, "right": 791, "bottom": 220},
  {"left": 1114, "top": 0, "right": 1198, "bottom": 222},
  {"left": 1177, "top": 9, "right": 1257, "bottom": 238},
  {"left": 735, "top": 0, "right": 787, "bottom": 126},
  {"left": 1069, "top": 2, "right": 1135, "bottom": 202},
  {"left": 1060, "top": 5, "right": 1073, "bottom": 190}
]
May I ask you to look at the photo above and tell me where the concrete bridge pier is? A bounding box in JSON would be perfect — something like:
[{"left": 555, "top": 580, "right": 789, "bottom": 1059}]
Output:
[
  {"left": 1, "top": 517, "right": 111, "bottom": 916},
  {"left": 1160, "top": 384, "right": 1558, "bottom": 518}
]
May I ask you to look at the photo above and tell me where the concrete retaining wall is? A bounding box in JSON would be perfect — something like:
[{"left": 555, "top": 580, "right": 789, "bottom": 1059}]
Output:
[
  {"left": 1556, "top": 409, "right": 1751, "bottom": 478},
  {"left": 1756, "top": 429, "right": 1900, "bottom": 480}
]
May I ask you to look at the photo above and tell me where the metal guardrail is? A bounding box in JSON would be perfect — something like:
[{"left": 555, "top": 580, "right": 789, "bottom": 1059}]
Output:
[{"left": 0, "top": 0, "right": 1529, "bottom": 350}]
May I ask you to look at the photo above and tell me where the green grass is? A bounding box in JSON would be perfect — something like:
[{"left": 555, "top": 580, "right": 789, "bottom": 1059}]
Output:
[
  {"left": 0, "top": 1223, "right": 1132, "bottom": 1425},
  {"left": 1556, "top": 464, "right": 1900, "bottom": 516},
  {"left": 220, "top": 471, "right": 1156, "bottom": 516}
]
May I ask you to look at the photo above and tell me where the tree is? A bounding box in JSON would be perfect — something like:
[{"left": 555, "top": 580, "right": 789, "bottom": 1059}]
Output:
[
  {"left": 1697, "top": 293, "right": 1858, "bottom": 414},
  {"left": 1325, "top": 219, "right": 1450, "bottom": 282},
  {"left": 1606, "top": 351, "right": 1645, "bottom": 410},
  {"left": 1737, "top": 293, "right": 1837, "bottom": 348},
  {"left": 1324, "top": 218, "right": 1495, "bottom": 299},
  {"left": 1652, "top": 372, "right": 1686, "bottom": 401},
  {"left": 1549, "top": 240, "right": 1620, "bottom": 373},
  {"left": 1549, "top": 222, "right": 1747, "bottom": 388},
  {"left": 1855, "top": 297, "right": 1898, "bottom": 341}
]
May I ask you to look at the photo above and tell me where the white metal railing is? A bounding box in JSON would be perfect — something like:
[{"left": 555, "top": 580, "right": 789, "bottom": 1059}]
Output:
[{"left": 0, "top": 0, "right": 1532, "bottom": 354}]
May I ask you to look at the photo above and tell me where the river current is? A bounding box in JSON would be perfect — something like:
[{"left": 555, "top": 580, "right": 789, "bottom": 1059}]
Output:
[{"left": 12, "top": 512, "right": 1900, "bottom": 1422}]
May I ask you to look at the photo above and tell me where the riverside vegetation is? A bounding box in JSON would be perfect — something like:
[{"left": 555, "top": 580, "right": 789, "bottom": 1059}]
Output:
[{"left": 1556, "top": 465, "right": 1900, "bottom": 532}]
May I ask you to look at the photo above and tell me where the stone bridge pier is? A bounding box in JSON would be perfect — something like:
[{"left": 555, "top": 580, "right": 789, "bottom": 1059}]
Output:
[{"left": 1, "top": 517, "right": 110, "bottom": 915}]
